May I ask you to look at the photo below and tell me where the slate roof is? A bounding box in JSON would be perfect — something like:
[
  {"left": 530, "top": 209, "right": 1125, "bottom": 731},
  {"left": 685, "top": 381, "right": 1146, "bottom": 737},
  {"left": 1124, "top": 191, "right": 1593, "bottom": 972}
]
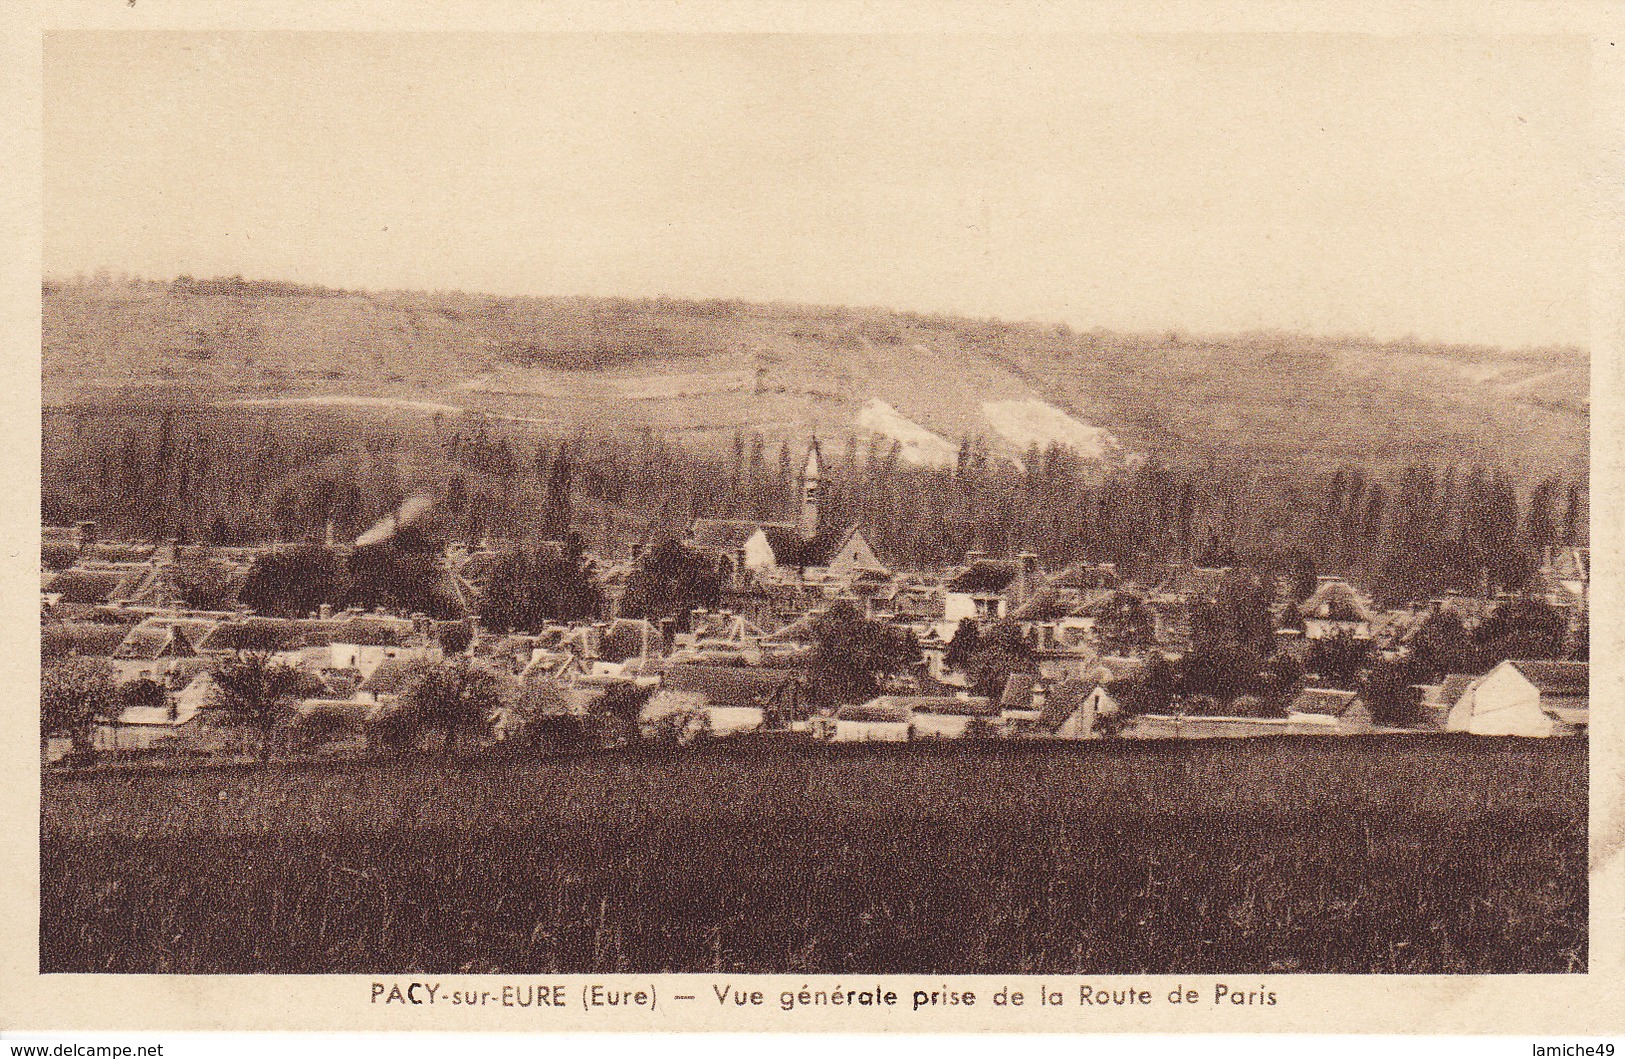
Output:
[
  {"left": 794, "top": 526, "right": 871, "bottom": 569},
  {"left": 1436, "top": 674, "right": 1478, "bottom": 707},
  {"left": 1046, "top": 564, "right": 1122, "bottom": 592},
  {"left": 1509, "top": 660, "right": 1588, "bottom": 696},
  {"left": 359, "top": 658, "right": 420, "bottom": 696},
  {"left": 661, "top": 663, "right": 802, "bottom": 708},
  {"left": 197, "top": 618, "right": 305, "bottom": 653},
  {"left": 331, "top": 615, "right": 413, "bottom": 646},
  {"left": 41, "top": 622, "right": 133, "bottom": 659},
  {"left": 1036, "top": 679, "right": 1095, "bottom": 730},
  {"left": 690, "top": 519, "right": 790, "bottom": 553},
  {"left": 113, "top": 624, "right": 195, "bottom": 660},
  {"left": 762, "top": 610, "right": 824, "bottom": 644},
  {"left": 44, "top": 568, "right": 146, "bottom": 605},
  {"left": 885, "top": 695, "right": 999, "bottom": 717},
  {"left": 998, "top": 673, "right": 1044, "bottom": 710},
  {"left": 948, "top": 560, "right": 1019, "bottom": 594},
  {"left": 1297, "top": 579, "right": 1376, "bottom": 622},
  {"left": 1288, "top": 687, "right": 1361, "bottom": 717}
]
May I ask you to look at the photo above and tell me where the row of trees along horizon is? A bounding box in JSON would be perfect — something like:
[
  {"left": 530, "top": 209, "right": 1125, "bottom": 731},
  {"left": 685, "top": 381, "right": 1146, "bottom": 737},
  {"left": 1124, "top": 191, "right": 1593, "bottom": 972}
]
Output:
[{"left": 44, "top": 404, "right": 1587, "bottom": 612}]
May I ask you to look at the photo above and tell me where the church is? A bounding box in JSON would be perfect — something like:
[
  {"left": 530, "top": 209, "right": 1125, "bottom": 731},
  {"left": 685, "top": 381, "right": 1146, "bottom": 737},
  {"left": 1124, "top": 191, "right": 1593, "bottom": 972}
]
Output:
[{"left": 688, "top": 441, "right": 886, "bottom": 584}]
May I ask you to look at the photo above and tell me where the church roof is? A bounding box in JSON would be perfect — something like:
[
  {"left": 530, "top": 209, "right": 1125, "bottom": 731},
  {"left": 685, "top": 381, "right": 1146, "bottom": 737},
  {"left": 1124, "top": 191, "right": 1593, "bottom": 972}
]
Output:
[{"left": 689, "top": 519, "right": 796, "bottom": 553}]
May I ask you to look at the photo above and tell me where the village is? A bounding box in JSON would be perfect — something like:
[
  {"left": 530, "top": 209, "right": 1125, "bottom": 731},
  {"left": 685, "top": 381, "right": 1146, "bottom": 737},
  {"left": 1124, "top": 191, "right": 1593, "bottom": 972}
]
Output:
[{"left": 39, "top": 440, "right": 1590, "bottom": 765}]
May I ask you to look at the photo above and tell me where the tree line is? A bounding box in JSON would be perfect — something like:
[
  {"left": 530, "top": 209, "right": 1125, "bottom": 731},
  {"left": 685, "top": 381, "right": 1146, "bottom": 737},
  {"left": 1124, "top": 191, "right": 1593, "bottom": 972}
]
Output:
[{"left": 45, "top": 404, "right": 1586, "bottom": 607}]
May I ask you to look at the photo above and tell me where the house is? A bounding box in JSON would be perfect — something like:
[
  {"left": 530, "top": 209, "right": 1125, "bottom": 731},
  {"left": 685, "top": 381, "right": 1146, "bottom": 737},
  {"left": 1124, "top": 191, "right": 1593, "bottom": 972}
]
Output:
[
  {"left": 895, "top": 695, "right": 998, "bottom": 739},
  {"left": 41, "top": 621, "right": 135, "bottom": 661},
  {"left": 944, "top": 558, "right": 1020, "bottom": 622},
  {"left": 1035, "top": 679, "right": 1117, "bottom": 740},
  {"left": 830, "top": 701, "right": 913, "bottom": 742},
  {"left": 1285, "top": 687, "right": 1373, "bottom": 732},
  {"left": 688, "top": 440, "right": 887, "bottom": 586},
  {"left": 1532, "top": 546, "right": 1589, "bottom": 609},
  {"left": 94, "top": 693, "right": 205, "bottom": 752},
  {"left": 1297, "top": 577, "right": 1378, "bottom": 640},
  {"left": 660, "top": 662, "right": 808, "bottom": 728},
  {"left": 328, "top": 614, "right": 441, "bottom": 678},
  {"left": 1012, "top": 562, "right": 1122, "bottom": 621},
  {"left": 42, "top": 564, "right": 156, "bottom": 614},
  {"left": 197, "top": 617, "right": 307, "bottom": 657},
  {"left": 1415, "top": 673, "right": 1478, "bottom": 730},
  {"left": 997, "top": 673, "right": 1050, "bottom": 731},
  {"left": 1446, "top": 659, "right": 1588, "bottom": 737},
  {"left": 109, "top": 620, "right": 200, "bottom": 685}
]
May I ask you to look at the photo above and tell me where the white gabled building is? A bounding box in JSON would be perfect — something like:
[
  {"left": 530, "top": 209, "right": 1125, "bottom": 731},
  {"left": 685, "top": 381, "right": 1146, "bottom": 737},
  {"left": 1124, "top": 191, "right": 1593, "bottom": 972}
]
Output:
[{"left": 1446, "top": 659, "right": 1588, "bottom": 737}]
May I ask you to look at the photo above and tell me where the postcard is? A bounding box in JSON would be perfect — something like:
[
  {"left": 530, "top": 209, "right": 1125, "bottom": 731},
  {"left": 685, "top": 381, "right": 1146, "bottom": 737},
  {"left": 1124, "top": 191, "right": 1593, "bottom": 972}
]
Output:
[{"left": 2, "top": 0, "right": 1620, "bottom": 1039}]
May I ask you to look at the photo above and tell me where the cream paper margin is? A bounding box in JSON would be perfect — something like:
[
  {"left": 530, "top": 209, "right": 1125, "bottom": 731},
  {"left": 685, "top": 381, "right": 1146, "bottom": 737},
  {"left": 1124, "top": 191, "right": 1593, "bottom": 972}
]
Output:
[{"left": 1, "top": 0, "right": 1620, "bottom": 1036}]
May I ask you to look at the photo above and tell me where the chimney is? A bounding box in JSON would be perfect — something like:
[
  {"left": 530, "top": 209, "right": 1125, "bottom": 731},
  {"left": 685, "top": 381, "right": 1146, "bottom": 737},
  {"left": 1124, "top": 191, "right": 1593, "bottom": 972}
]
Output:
[
  {"left": 411, "top": 612, "right": 430, "bottom": 636},
  {"left": 734, "top": 546, "right": 749, "bottom": 588},
  {"left": 319, "top": 603, "right": 333, "bottom": 621},
  {"left": 1017, "top": 551, "right": 1039, "bottom": 603},
  {"left": 630, "top": 542, "right": 645, "bottom": 562},
  {"left": 74, "top": 520, "right": 97, "bottom": 545}
]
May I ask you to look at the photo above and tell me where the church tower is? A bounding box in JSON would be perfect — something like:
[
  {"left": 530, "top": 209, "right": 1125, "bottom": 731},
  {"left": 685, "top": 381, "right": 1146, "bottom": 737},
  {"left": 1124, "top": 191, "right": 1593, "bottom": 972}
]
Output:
[{"left": 797, "top": 439, "right": 822, "bottom": 541}]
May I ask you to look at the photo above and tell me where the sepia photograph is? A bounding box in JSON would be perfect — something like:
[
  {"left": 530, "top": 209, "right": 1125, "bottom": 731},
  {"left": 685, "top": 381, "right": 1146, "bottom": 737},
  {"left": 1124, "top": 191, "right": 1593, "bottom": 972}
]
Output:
[{"left": 29, "top": 26, "right": 1596, "bottom": 990}]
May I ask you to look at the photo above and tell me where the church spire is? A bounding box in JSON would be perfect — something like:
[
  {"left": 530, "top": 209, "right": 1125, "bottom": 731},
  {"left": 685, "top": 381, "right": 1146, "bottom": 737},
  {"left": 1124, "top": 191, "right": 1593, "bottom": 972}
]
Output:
[{"left": 797, "top": 439, "right": 822, "bottom": 540}]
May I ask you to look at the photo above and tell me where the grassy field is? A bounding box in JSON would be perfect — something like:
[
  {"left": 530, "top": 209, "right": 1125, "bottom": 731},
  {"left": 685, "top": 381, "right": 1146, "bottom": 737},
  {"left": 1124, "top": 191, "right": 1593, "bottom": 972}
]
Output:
[
  {"left": 42, "top": 281, "right": 1588, "bottom": 477},
  {"left": 40, "top": 736, "right": 1586, "bottom": 974}
]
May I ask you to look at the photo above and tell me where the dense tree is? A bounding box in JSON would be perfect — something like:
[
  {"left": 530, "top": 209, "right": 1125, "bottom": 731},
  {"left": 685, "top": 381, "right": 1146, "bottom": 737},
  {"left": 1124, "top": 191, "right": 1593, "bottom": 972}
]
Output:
[
  {"left": 438, "top": 621, "right": 473, "bottom": 656},
  {"left": 619, "top": 541, "right": 721, "bottom": 628},
  {"left": 942, "top": 617, "right": 981, "bottom": 672},
  {"left": 167, "top": 554, "right": 241, "bottom": 611},
  {"left": 41, "top": 657, "right": 118, "bottom": 761},
  {"left": 1304, "top": 631, "right": 1372, "bottom": 690},
  {"left": 478, "top": 547, "right": 603, "bottom": 632},
  {"left": 1406, "top": 609, "right": 1479, "bottom": 680},
  {"left": 397, "top": 659, "right": 507, "bottom": 754},
  {"left": 807, "top": 601, "right": 921, "bottom": 705},
  {"left": 346, "top": 537, "right": 461, "bottom": 620},
  {"left": 44, "top": 402, "right": 1581, "bottom": 598},
  {"left": 1474, "top": 597, "right": 1568, "bottom": 664},
  {"left": 238, "top": 546, "right": 350, "bottom": 618},
  {"left": 1116, "top": 653, "right": 1177, "bottom": 716},
  {"left": 1092, "top": 591, "right": 1156, "bottom": 655},
  {"left": 1362, "top": 657, "right": 1423, "bottom": 728},
  {"left": 966, "top": 620, "right": 1037, "bottom": 700},
  {"left": 210, "top": 652, "right": 314, "bottom": 760},
  {"left": 119, "top": 677, "right": 169, "bottom": 714}
]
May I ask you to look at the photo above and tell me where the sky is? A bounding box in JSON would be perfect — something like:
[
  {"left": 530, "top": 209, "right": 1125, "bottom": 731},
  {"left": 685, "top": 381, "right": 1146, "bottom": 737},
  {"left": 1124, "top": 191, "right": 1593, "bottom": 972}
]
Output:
[{"left": 43, "top": 32, "right": 1592, "bottom": 348}]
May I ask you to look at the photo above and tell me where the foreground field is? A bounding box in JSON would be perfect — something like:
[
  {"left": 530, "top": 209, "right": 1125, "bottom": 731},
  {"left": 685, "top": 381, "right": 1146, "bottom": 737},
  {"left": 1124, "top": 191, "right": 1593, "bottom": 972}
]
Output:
[{"left": 40, "top": 736, "right": 1586, "bottom": 974}]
